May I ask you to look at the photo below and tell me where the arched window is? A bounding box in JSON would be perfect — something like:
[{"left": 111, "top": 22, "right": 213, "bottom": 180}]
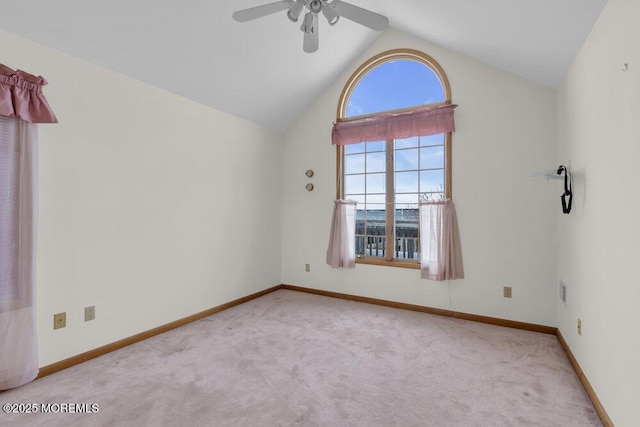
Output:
[{"left": 336, "top": 49, "right": 453, "bottom": 268}]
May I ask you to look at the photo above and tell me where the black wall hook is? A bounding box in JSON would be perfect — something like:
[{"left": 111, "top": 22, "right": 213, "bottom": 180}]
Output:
[{"left": 557, "top": 165, "right": 572, "bottom": 214}]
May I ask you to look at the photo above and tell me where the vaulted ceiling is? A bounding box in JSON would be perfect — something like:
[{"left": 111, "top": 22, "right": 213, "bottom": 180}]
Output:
[{"left": 0, "top": 0, "right": 607, "bottom": 131}]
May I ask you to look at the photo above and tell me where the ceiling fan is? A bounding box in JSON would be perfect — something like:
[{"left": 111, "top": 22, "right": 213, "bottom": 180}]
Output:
[{"left": 232, "top": 0, "right": 389, "bottom": 53}]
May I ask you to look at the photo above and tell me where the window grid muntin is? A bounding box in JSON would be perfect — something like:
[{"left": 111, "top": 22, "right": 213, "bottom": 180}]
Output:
[
  {"left": 392, "top": 135, "right": 444, "bottom": 261},
  {"left": 344, "top": 140, "right": 388, "bottom": 259},
  {"left": 344, "top": 135, "right": 445, "bottom": 262}
]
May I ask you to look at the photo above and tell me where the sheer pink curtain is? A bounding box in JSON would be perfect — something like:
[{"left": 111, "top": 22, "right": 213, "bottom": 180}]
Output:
[
  {"left": 326, "top": 200, "right": 357, "bottom": 268},
  {"left": 1, "top": 64, "right": 56, "bottom": 390},
  {"left": 419, "top": 200, "right": 464, "bottom": 281}
]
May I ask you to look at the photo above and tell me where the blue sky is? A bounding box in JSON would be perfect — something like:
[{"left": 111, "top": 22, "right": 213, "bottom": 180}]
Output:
[
  {"left": 343, "top": 59, "right": 446, "bottom": 212},
  {"left": 346, "top": 59, "right": 444, "bottom": 118}
]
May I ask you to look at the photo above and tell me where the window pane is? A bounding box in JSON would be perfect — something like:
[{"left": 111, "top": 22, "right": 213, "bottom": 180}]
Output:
[
  {"left": 345, "top": 142, "right": 366, "bottom": 154},
  {"left": 345, "top": 194, "right": 365, "bottom": 205},
  {"left": 420, "top": 169, "right": 444, "bottom": 193},
  {"left": 360, "top": 235, "right": 386, "bottom": 258},
  {"left": 345, "top": 153, "right": 365, "bottom": 174},
  {"left": 420, "top": 146, "right": 444, "bottom": 170},
  {"left": 356, "top": 209, "right": 365, "bottom": 228},
  {"left": 345, "top": 174, "right": 365, "bottom": 194},
  {"left": 366, "top": 194, "right": 385, "bottom": 204},
  {"left": 346, "top": 59, "right": 445, "bottom": 117},
  {"left": 394, "top": 209, "right": 419, "bottom": 260},
  {"left": 366, "top": 152, "right": 386, "bottom": 173},
  {"left": 395, "top": 207, "right": 419, "bottom": 224},
  {"left": 355, "top": 206, "right": 367, "bottom": 257},
  {"left": 395, "top": 136, "right": 419, "bottom": 150},
  {"left": 360, "top": 204, "right": 386, "bottom": 258},
  {"left": 355, "top": 217, "right": 365, "bottom": 236},
  {"left": 395, "top": 171, "right": 419, "bottom": 193},
  {"left": 395, "top": 193, "right": 418, "bottom": 206},
  {"left": 363, "top": 205, "right": 386, "bottom": 239},
  {"left": 420, "top": 134, "right": 445, "bottom": 147},
  {"left": 364, "top": 204, "right": 386, "bottom": 224},
  {"left": 395, "top": 148, "right": 419, "bottom": 171},
  {"left": 421, "top": 192, "right": 445, "bottom": 202},
  {"left": 366, "top": 173, "right": 386, "bottom": 193},
  {"left": 365, "top": 140, "right": 385, "bottom": 152}
]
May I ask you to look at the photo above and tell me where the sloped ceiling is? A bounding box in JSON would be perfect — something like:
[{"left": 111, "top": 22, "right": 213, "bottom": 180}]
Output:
[{"left": 0, "top": 0, "right": 606, "bottom": 131}]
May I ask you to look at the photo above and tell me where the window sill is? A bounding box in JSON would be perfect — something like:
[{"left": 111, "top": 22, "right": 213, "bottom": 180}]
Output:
[{"left": 356, "top": 258, "right": 421, "bottom": 270}]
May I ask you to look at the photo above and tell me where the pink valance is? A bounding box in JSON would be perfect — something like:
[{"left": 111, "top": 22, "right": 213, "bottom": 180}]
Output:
[
  {"left": 0, "top": 64, "right": 58, "bottom": 124},
  {"left": 332, "top": 104, "right": 457, "bottom": 146}
]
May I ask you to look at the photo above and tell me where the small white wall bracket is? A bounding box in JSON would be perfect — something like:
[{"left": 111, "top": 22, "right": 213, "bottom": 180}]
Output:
[{"left": 528, "top": 168, "right": 565, "bottom": 180}]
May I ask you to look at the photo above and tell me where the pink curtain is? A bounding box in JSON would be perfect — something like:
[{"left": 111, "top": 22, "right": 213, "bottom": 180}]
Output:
[
  {"left": 0, "top": 64, "right": 55, "bottom": 390},
  {"left": 326, "top": 200, "right": 357, "bottom": 268},
  {"left": 332, "top": 104, "right": 456, "bottom": 146},
  {"left": 0, "top": 64, "right": 58, "bottom": 124},
  {"left": 419, "top": 200, "right": 464, "bottom": 281},
  {"left": 0, "top": 116, "right": 39, "bottom": 390}
]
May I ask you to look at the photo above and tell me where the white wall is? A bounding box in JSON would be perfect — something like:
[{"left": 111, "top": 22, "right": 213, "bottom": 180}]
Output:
[
  {"left": 1, "top": 30, "right": 282, "bottom": 366},
  {"left": 281, "top": 30, "right": 558, "bottom": 326},
  {"left": 556, "top": 0, "right": 640, "bottom": 424}
]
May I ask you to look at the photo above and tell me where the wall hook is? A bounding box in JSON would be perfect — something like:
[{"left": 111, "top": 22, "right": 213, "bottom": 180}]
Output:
[{"left": 622, "top": 63, "right": 629, "bottom": 72}]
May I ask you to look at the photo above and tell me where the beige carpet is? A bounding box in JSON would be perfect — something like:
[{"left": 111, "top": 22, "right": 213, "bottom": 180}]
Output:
[{"left": 0, "top": 289, "right": 600, "bottom": 426}]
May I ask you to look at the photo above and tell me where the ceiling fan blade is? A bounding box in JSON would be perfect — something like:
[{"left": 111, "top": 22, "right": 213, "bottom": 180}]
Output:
[
  {"left": 331, "top": 0, "right": 388, "bottom": 31},
  {"left": 232, "top": 0, "right": 292, "bottom": 22},
  {"left": 303, "top": 14, "right": 319, "bottom": 53}
]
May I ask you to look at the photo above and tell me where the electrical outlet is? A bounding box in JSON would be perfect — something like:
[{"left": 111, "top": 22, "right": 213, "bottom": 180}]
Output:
[
  {"left": 577, "top": 318, "right": 582, "bottom": 336},
  {"left": 305, "top": 263, "right": 310, "bottom": 272},
  {"left": 53, "top": 312, "right": 66, "bottom": 329},
  {"left": 503, "top": 286, "right": 512, "bottom": 298},
  {"left": 85, "top": 305, "right": 95, "bottom": 322}
]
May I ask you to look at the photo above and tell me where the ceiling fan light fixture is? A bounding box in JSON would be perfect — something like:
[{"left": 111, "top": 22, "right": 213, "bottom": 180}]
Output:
[
  {"left": 322, "top": 3, "right": 339, "bottom": 25},
  {"left": 287, "top": 0, "right": 305, "bottom": 22},
  {"left": 303, "top": 12, "right": 319, "bottom": 53},
  {"left": 309, "top": 0, "right": 323, "bottom": 14},
  {"left": 300, "top": 11, "right": 316, "bottom": 33}
]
